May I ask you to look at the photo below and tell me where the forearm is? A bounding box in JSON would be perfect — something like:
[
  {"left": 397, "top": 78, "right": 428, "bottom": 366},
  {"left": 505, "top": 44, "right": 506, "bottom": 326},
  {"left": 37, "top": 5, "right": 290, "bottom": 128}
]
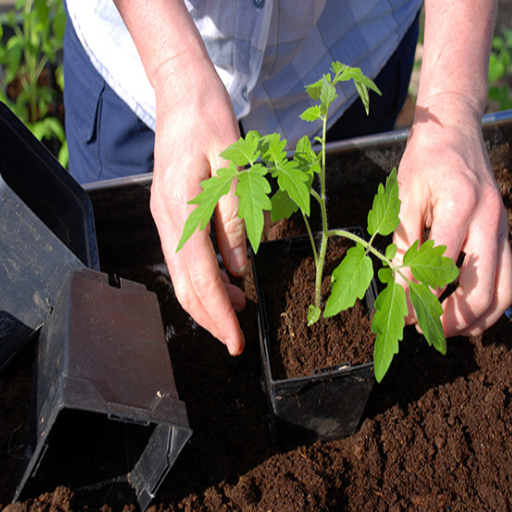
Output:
[
  {"left": 417, "top": 0, "right": 497, "bottom": 119},
  {"left": 112, "top": 0, "right": 212, "bottom": 93}
]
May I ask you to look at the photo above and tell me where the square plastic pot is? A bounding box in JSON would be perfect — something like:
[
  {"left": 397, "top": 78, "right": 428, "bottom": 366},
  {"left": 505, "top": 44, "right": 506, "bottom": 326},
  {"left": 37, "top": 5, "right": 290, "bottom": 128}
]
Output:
[
  {"left": 0, "top": 102, "right": 99, "bottom": 370},
  {"left": 252, "top": 230, "right": 376, "bottom": 449},
  {"left": 13, "top": 267, "right": 192, "bottom": 510}
]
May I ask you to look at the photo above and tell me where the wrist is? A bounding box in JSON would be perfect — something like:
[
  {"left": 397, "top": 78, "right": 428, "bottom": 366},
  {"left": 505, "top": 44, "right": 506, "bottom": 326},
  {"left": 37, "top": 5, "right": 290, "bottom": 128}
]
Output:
[{"left": 413, "top": 91, "right": 485, "bottom": 132}]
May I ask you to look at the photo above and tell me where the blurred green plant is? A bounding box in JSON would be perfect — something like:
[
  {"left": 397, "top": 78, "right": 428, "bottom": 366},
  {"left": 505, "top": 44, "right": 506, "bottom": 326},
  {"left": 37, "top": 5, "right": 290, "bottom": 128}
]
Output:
[
  {"left": 0, "top": 0, "right": 68, "bottom": 167},
  {"left": 488, "top": 28, "right": 512, "bottom": 111}
]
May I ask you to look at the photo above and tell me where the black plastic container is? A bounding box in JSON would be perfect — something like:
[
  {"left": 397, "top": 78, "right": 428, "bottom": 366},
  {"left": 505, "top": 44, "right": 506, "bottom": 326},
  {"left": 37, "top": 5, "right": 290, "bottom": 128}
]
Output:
[
  {"left": 0, "top": 102, "right": 99, "bottom": 370},
  {"left": 14, "top": 268, "right": 192, "bottom": 510},
  {"left": 252, "top": 231, "right": 376, "bottom": 449}
]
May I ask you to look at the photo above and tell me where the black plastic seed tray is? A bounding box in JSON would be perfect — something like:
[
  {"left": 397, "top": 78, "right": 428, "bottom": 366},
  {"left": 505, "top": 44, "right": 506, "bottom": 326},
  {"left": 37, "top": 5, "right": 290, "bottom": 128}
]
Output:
[{"left": 0, "top": 102, "right": 99, "bottom": 370}]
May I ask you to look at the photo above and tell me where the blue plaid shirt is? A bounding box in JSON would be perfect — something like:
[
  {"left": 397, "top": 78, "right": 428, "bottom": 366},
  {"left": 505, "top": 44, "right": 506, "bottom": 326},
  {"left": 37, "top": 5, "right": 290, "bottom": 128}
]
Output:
[{"left": 67, "top": 0, "right": 422, "bottom": 147}]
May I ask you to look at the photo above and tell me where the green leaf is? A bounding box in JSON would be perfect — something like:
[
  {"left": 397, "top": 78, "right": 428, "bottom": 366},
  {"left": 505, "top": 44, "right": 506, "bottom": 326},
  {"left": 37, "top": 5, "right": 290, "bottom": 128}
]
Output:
[
  {"left": 300, "top": 105, "right": 323, "bottom": 122},
  {"left": 236, "top": 163, "right": 272, "bottom": 253},
  {"left": 385, "top": 243, "right": 397, "bottom": 261},
  {"left": 355, "top": 80, "right": 370, "bottom": 115},
  {"left": 305, "top": 77, "right": 324, "bottom": 101},
  {"left": 260, "top": 133, "right": 287, "bottom": 167},
  {"left": 270, "top": 189, "right": 299, "bottom": 222},
  {"left": 372, "top": 279, "right": 408, "bottom": 382},
  {"left": 403, "top": 239, "right": 459, "bottom": 289},
  {"left": 324, "top": 245, "right": 373, "bottom": 317},
  {"left": 409, "top": 282, "right": 447, "bottom": 354},
  {"left": 295, "top": 135, "right": 317, "bottom": 164},
  {"left": 220, "top": 135, "right": 260, "bottom": 166},
  {"left": 307, "top": 305, "right": 321, "bottom": 325},
  {"left": 319, "top": 75, "right": 337, "bottom": 113},
  {"left": 177, "top": 164, "right": 238, "bottom": 251},
  {"left": 378, "top": 267, "right": 393, "bottom": 284},
  {"left": 272, "top": 160, "right": 311, "bottom": 215},
  {"left": 367, "top": 168, "right": 401, "bottom": 237}
]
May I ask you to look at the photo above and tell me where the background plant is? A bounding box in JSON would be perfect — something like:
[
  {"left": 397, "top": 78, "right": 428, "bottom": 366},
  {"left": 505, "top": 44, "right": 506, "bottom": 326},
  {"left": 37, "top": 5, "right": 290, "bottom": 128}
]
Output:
[
  {"left": 488, "top": 27, "right": 512, "bottom": 111},
  {"left": 178, "top": 62, "right": 459, "bottom": 382},
  {"left": 0, "top": 0, "right": 67, "bottom": 167}
]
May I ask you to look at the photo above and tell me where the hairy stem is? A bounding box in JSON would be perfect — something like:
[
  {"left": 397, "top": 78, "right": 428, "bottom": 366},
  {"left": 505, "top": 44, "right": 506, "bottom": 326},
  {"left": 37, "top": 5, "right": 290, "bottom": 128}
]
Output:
[
  {"left": 328, "top": 228, "right": 411, "bottom": 282},
  {"left": 313, "top": 113, "right": 330, "bottom": 308}
]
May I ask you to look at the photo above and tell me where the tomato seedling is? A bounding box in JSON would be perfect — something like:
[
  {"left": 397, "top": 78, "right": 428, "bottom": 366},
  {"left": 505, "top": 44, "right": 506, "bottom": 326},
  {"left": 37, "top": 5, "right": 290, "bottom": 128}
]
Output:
[{"left": 178, "top": 61, "right": 459, "bottom": 382}]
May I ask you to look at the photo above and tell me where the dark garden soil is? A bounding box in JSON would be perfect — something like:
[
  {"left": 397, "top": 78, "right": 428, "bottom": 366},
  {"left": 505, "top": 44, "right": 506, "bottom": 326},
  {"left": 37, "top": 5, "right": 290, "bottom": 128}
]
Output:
[{"left": 1, "top": 137, "right": 512, "bottom": 511}]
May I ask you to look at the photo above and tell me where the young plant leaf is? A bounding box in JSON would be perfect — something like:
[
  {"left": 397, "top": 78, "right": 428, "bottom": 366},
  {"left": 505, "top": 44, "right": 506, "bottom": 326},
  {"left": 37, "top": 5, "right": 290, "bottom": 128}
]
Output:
[
  {"left": 385, "top": 243, "right": 397, "bottom": 261},
  {"left": 367, "top": 168, "right": 400, "bottom": 237},
  {"left": 177, "top": 164, "right": 238, "bottom": 251},
  {"left": 403, "top": 239, "right": 459, "bottom": 289},
  {"left": 270, "top": 189, "right": 299, "bottom": 222},
  {"left": 319, "top": 75, "right": 338, "bottom": 114},
  {"left": 272, "top": 160, "right": 311, "bottom": 215},
  {"left": 294, "top": 135, "right": 320, "bottom": 174},
  {"left": 235, "top": 163, "right": 272, "bottom": 253},
  {"left": 260, "top": 133, "right": 287, "bottom": 167},
  {"left": 307, "top": 305, "right": 321, "bottom": 326},
  {"left": 220, "top": 135, "right": 260, "bottom": 167},
  {"left": 372, "top": 279, "right": 408, "bottom": 382},
  {"left": 409, "top": 282, "right": 447, "bottom": 354},
  {"left": 300, "top": 105, "right": 323, "bottom": 122},
  {"left": 324, "top": 245, "right": 373, "bottom": 317}
]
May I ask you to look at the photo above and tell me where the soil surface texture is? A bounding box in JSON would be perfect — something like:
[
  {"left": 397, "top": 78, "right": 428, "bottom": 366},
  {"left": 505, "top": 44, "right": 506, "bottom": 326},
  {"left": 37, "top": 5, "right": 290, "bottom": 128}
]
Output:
[{"left": 1, "top": 134, "right": 512, "bottom": 511}]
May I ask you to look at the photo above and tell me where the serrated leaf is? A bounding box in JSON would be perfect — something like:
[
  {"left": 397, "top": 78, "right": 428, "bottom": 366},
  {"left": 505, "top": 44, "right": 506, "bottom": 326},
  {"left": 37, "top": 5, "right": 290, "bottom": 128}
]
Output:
[
  {"left": 403, "top": 239, "right": 459, "bottom": 289},
  {"left": 300, "top": 105, "right": 323, "bottom": 122},
  {"left": 324, "top": 245, "right": 373, "bottom": 317},
  {"left": 367, "top": 168, "right": 400, "bottom": 236},
  {"left": 236, "top": 163, "right": 272, "bottom": 253},
  {"left": 177, "top": 165, "right": 238, "bottom": 251},
  {"left": 220, "top": 136, "right": 260, "bottom": 166},
  {"left": 409, "top": 282, "right": 446, "bottom": 354},
  {"left": 260, "top": 133, "right": 287, "bottom": 167},
  {"left": 307, "top": 305, "right": 321, "bottom": 325},
  {"left": 295, "top": 135, "right": 318, "bottom": 165},
  {"left": 270, "top": 189, "right": 299, "bottom": 222},
  {"left": 319, "top": 75, "right": 337, "bottom": 114},
  {"left": 305, "top": 77, "right": 325, "bottom": 100},
  {"left": 272, "top": 160, "right": 311, "bottom": 215},
  {"left": 372, "top": 279, "right": 408, "bottom": 382}
]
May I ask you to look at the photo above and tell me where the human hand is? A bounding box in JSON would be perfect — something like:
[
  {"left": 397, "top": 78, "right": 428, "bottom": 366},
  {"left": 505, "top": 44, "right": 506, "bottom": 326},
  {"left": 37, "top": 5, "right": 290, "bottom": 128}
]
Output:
[
  {"left": 393, "top": 96, "right": 512, "bottom": 337},
  {"left": 149, "top": 58, "right": 247, "bottom": 356}
]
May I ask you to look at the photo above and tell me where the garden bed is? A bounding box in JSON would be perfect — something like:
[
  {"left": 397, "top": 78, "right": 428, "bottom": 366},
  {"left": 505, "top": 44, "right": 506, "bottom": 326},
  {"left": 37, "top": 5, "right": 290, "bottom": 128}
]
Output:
[{"left": 1, "top": 113, "right": 511, "bottom": 511}]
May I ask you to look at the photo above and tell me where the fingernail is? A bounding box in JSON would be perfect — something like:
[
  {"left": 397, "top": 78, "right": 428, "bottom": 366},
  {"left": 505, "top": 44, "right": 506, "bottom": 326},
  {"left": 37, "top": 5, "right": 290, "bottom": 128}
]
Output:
[
  {"left": 229, "top": 246, "right": 247, "bottom": 274},
  {"left": 226, "top": 333, "right": 245, "bottom": 356}
]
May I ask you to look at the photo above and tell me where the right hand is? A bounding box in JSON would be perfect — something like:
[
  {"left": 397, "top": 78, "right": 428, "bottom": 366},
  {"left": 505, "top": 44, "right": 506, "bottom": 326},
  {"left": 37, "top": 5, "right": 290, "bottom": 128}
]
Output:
[{"left": 150, "top": 56, "right": 248, "bottom": 356}]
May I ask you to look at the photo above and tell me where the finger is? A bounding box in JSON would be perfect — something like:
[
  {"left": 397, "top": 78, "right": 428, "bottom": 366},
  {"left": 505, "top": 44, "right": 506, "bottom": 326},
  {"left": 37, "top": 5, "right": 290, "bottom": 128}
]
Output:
[
  {"left": 215, "top": 178, "right": 248, "bottom": 277},
  {"left": 171, "top": 233, "right": 246, "bottom": 355},
  {"left": 152, "top": 191, "right": 245, "bottom": 355},
  {"left": 441, "top": 223, "right": 512, "bottom": 337},
  {"left": 220, "top": 269, "right": 246, "bottom": 312}
]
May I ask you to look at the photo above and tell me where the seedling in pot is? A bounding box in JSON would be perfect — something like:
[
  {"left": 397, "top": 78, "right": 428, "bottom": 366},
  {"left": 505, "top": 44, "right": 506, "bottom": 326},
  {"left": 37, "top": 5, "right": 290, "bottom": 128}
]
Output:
[{"left": 177, "top": 61, "right": 459, "bottom": 382}]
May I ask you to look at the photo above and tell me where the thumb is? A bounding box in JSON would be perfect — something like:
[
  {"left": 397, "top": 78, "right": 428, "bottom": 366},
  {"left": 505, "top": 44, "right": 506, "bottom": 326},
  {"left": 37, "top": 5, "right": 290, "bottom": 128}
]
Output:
[{"left": 215, "top": 179, "right": 247, "bottom": 276}]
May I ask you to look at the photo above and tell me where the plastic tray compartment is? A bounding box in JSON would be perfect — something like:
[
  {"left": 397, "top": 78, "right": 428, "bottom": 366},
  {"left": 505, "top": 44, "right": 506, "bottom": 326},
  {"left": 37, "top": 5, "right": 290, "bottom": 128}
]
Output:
[
  {"left": 14, "top": 268, "right": 192, "bottom": 510},
  {"left": 0, "top": 102, "right": 99, "bottom": 370},
  {"left": 252, "top": 231, "right": 376, "bottom": 449}
]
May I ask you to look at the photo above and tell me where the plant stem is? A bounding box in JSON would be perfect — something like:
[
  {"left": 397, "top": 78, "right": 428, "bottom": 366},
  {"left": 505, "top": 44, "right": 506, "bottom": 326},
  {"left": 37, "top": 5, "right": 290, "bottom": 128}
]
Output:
[
  {"left": 328, "top": 228, "right": 410, "bottom": 282},
  {"left": 302, "top": 211, "right": 318, "bottom": 267},
  {"left": 313, "top": 114, "right": 330, "bottom": 309}
]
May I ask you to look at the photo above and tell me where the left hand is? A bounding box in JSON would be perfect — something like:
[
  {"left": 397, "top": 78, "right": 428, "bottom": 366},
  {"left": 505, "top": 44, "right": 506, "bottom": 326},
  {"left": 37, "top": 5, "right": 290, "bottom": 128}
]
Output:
[{"left": 393, "top": 95, "right": 512, "bottom": 337}]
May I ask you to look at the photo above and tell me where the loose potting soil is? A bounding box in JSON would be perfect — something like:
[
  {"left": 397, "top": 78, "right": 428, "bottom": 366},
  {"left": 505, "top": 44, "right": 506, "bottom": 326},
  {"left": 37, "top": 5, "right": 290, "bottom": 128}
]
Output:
[{"left": 1, "top": 141, "right": 512, "bottom": 511}]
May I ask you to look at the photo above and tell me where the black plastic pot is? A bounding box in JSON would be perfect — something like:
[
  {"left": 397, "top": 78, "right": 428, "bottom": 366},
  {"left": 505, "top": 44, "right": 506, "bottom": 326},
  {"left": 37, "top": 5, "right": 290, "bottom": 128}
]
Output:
[
  {"left": 252, "top": 231, "right": 376, "bottom": 449},
  {"left": 0, "top": 102, "right": 99, "bottom": 370},
  {"left": 14, "top": 267, "right": 192, "bottom": 510}
]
